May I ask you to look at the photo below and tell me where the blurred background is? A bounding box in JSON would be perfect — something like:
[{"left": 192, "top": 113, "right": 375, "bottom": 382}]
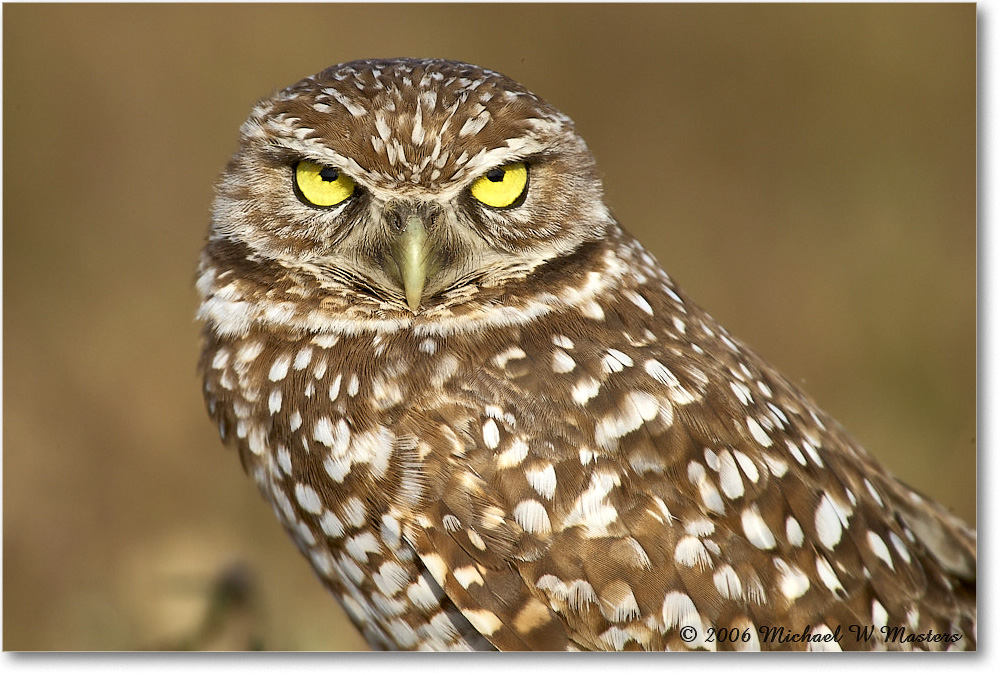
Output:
[{"left": 3, "top": 3, "right": 975, "bottom": 651}]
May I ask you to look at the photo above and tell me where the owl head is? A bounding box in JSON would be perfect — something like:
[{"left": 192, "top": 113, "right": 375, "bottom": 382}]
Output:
[{"left": 206, "top": 58, "right": 614, "bottom": 327}]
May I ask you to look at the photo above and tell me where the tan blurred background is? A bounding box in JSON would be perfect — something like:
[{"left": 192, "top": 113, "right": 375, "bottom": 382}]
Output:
[{"left": 3, "top": 3, "right": 975, "bottom": 651}]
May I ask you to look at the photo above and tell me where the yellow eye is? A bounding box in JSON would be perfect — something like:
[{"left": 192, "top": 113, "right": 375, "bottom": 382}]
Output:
[
  {"left": 295, "top": 160, "right": 356, "bottom": 207},
  {"left": 469, "top": 162, "right": 528, "bottom": 208}
]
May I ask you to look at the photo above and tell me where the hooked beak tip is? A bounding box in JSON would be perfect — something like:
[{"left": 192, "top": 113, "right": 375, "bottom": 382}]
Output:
[{"left": 405, "top": 289, "right": 422, "bottom": 313}]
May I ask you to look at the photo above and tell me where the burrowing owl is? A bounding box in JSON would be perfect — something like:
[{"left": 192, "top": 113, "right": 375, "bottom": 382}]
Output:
[{"left": 197, "top": 58, "right": 975, "bottom": 651}]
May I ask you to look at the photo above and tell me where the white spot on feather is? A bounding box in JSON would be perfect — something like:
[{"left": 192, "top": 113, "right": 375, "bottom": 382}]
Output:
[
  {"left": 661, "top": 591, "right": 710, "bottom": 649},
  {"left": 889, "top": 531, "right": 912, "bottom": 564},
  {"left": 464, "top": 609, "right": 502, "bottom": 636},
  {"left": 352, "top": 426, "right": 395, "bottom": 478},
  {"left": 525, "top": 464, "right": 556, "bottom": 500},
  {"left": 294, "top": 483, "right": 323, "bottom": 514},
  {"left": 815, "top": 555, "right": 844, "bottom": 595},
  {"left": 815, "top": 493, "right": 851, "bottom": 550},
  {"left": 341, "top": 496, "right": 366, "bottom": 528},
  {"left": 732, "top": 449, "right": 760, "bottom": 483},
  {"left": 644, "top": 359, "right": 698, "bottom": 405},
  {"left": 497, "top": 437, "right": 529, "bottom": 468},
  {"left": 314, "top": 417, "right": 351, "bottom": 455},
  {"left": 345, "top": 531, "right": 381, "bottom": 563},
  {"left": 674, "top": 536, "right": 712, "bottom": 568},
  {"left": 466, "top": 529, "right": 487, "bottom": 550},
  {"left": 864, "top": 478, "right": 885, "bottom": 507},
  {"left": 513, "top": 500, "right": 552, "bottom": 534},
  {"left": 774, "top": 558, "right": 810, "bottom": 600},
  {"left": 571, "top": 376, "right": 601, "bottom": 405},
  {"left": 419, "top": 338, "right": 436, "bottom": 354},
  {"left": 276, "top": 445, "right": 292, "bottom": 475},
  {"left": 319, "top": 510, "right": 345, "bottom": 538},
  {"left": 598, "top": 626, "right": 631, "bottom": 650},
  {"left": 625, "top": 290, "right": 654, "bottom": 315},
  {"left": 268, "top": 354, "right": 291, "bottom": 382},
  {"left": 563, "top": 471, "right": 620, "bottom": 535},
  {"left": 268, "top": 388, "right": 282, "bottom": 415},
  {"left": 762, "top": 453, "right": 788, "bottom": 477},
  {"left": 602, "top": 349, "right": 633, "bottom": 373},
  {"left": 551, "top": 348, "right": 576, "bottom": 373},
  {"left": 687, "top": 461, "right": 725, "bottom": 514},
  {"left": 535, "top": 575, "right": 598, "bottom": 610},
  {"left": 867, "top": 531, "right": 895, "bottom": 570},
  {"left": 872, "top": 599, "right": 888, "bottom": 630},
  {"left": 235, "top": 340, "right": 263, "bottom": 364},
  {"left": 310, "top": 334, "right": 339, "bottom": 349},
  {"left": 453, "top": 565, "right": 485, "bottom": 589},
  {"left": 807, "top": 625, "right": 841, "bottom": 652},
  {"left": 594, "top": 391, "right": 661, "bottom": 448},
  {"left": 598, "top": 581, "right": 641, "bottom": 622},
  {"left": 717, "top": 449, "right": 745, "bottom": 499},
  {"left": 492, "top": 346, "right": 526, "bottom": 368},
  {"left": 741, "top": 505, "right": 777, "bottom": 549},
  {"left": 293, "top": 345, "right": 313, "bottom": 370},
  {"left": 458, "top": 110, "right": 490, "bottom": 137},
  {"left": 785, "top": 439, "right": 807, "bottom": 465},
  {"left": 786, "top": 516, "right": 805, "bottom": 546},
  {"left": 482, "top": 419, "right": 500, "bottom": 449},
  {"left": 713, "top": 565, "right": 743, "bottom": 600},
  {"left": 746, "top": 417, "right": 772, "bottom": 447},
  {"left": 407, "top": 576, "right": 441, "bottom": 611},
  {"left": 211, "top": 348, "right": 229, "bottom": 370},
  {"left": 730, "top": 381, "right": 752, "bottom": 405},
  {"left": 685, "top": 518, "right": 715, "bottom": 537},
  {"left": 579, "top": 300, "right": 604, "bottom": 320}
]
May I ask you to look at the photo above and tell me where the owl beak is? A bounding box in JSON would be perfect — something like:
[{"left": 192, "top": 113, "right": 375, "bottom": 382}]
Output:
[{"left": 392, "top": 214, "right": 432, "bottom": 313}]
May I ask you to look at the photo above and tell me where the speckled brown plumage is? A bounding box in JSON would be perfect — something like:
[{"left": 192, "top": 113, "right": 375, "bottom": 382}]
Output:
[{"left": 197, "top": 58, "right": 975, "bottom": 651}]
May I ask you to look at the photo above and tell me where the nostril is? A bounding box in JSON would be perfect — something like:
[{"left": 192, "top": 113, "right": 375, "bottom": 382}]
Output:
[
  {"left": 384, "top": 202, "right": 443, "bottom": 232},
  {"left": 383, "top": 205, "right": 405, "bottom": 233}
]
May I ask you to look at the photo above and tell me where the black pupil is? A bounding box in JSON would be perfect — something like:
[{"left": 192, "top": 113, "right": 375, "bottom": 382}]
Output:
[
  {"left": 486, "top": 168, "right": 505, "bottom": 182},
  {"left": 319, "top": 167, "right": 340, "bottom": 182}
]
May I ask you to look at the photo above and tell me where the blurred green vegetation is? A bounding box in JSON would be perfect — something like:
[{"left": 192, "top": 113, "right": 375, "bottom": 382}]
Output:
[{"left": 2, "top": 3, "right": 975, "bottom": 650}]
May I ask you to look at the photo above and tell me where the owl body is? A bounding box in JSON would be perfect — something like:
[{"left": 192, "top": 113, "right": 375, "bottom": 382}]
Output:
[{"left": 198, "top": 59, "right": 975, "bottom": 650}]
